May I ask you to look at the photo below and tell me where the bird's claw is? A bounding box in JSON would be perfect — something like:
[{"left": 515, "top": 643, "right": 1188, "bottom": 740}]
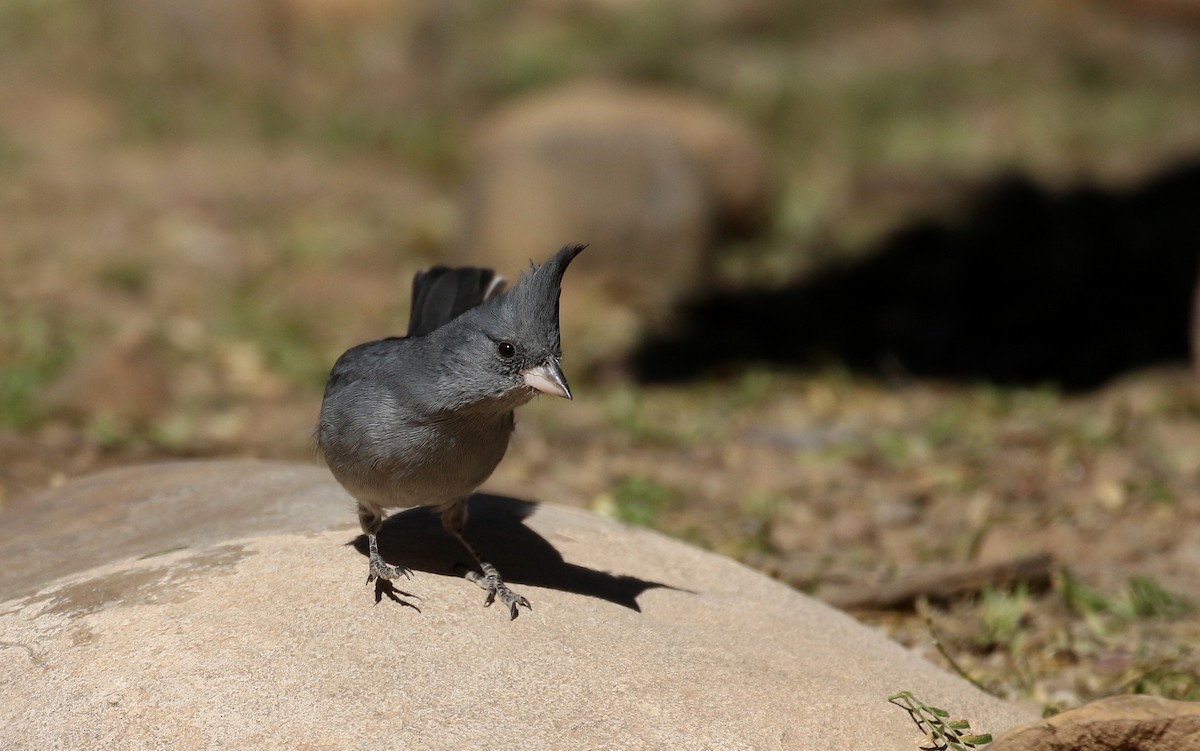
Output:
[
  {"left": 468, "top": 562, "right": 531, "bottom": 620},
  {"left": 493, "top": 589, "right": 532, "bottom": 620},
  {"left": 366, "top": 554, "right": 412, "bottom": 584}
]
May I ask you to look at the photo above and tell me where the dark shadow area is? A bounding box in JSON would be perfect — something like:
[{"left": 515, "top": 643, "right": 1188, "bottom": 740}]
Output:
[
  {"left": 351, "top": 493, "right": 680, "bottom": 612},
  {"left": 634, "top": 160, "right": 1200, "bottom": 391}
]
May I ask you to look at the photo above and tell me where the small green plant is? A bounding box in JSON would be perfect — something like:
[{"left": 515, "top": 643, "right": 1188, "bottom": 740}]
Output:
[
  {"left": 975, "top": 584, "right": 1030, "bottom": 651},
  {"left": 889, "top": 691, "right": 993, "bottom": 750},
  {"left": 1059, "top": 568, "right": 1113, "bottom": 616},
  {"left": 1128, "top": 576, "right": 1194, "bottom": 619},
  {"left": 1062, "top": 570, "right": 1194, "bottom": 621},
  {"left": 1125, "top": 662, "right": 1200, "bottom": 701}
]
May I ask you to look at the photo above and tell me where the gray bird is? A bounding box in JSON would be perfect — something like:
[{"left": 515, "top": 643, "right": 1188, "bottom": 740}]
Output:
[{"left": 316, "top": 243, "right": 585, "bottom": 618}]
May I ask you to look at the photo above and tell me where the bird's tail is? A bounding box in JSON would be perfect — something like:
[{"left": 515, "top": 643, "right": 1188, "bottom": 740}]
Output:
[{"left": 406, "top": 267, "right": 507, "bottom": 337}]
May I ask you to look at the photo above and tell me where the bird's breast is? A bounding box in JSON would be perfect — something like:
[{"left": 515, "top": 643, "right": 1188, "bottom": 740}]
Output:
[{"left": 329, "top": 403, "right": 515, "bottom": 509}]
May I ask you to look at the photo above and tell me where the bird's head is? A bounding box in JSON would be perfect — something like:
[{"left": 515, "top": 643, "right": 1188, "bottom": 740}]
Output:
[{"left": 440, "top": 243, "right": 586, "bottom": 411}]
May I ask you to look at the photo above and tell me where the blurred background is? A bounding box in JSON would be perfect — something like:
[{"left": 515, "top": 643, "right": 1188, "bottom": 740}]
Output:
[{"left": 3, "top": 0, "right": 1200, "bottom": 712}]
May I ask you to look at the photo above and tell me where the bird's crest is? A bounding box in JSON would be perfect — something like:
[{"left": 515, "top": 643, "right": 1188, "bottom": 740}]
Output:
[{"left": 493, "top": 243, "right": 586, "bottom": 351}]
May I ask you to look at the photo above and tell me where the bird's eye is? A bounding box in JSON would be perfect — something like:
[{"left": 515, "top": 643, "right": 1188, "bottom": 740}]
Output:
[{"left": 497, "top": 341, "right": 517, "bottom": 359}]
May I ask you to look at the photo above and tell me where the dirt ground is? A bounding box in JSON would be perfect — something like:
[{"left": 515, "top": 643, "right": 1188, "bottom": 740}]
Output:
[{"left": 2, "top": 0, "right": 1200, "bottom": 722}]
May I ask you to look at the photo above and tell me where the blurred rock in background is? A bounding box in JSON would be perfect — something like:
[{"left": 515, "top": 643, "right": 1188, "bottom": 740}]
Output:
[{"left": 460, "top": 82, "right": 774, "bottom": 371}]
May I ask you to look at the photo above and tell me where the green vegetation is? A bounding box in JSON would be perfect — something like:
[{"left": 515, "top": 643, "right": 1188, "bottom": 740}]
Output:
[
  {"left": 975, "top": 584, "right": 1031, "bottom": 652},
  {"left": 1064, "top": 571, "right": 1195, "bottom": 621},
  {"left": 889, "top": 692, "right": 993, "bottom": 750}
]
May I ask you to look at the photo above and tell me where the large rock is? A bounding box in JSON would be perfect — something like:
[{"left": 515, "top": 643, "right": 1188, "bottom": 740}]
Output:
[
  {"left": 0, "top": 461, "right": 1032, "bottom": 749},
  {"left": 0, "top": 460, "right": 349, "bottom": 601}
]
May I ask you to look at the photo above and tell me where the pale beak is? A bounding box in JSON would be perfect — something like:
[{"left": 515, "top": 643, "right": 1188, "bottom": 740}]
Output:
[{"left": 520, "top": 358, "right": 572, "bottom": 400}]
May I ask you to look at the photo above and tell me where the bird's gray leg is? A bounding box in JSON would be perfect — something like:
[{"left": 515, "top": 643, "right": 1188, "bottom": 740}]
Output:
[
  {"left": 360, "top": 505, "right": 412, "bottom": 584},
  {"left": 441, "top": 500, "right": 531, "bottom": 620}
]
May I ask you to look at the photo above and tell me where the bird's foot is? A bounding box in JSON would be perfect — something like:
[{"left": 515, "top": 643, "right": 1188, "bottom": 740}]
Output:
[
  {"left": 366, "top": 551, "right": 412, "bottom": 585},
  {"left": 361, "top": 533, "right": 417, "bottom": 608},
  {"left": 466, "top": 562, "right": 531, "bottom": 620}
]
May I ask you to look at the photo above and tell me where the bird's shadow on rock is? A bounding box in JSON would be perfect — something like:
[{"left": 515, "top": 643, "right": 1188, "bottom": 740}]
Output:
[{"left": 350, "top": 493, "right": 679, "bottom": 612}]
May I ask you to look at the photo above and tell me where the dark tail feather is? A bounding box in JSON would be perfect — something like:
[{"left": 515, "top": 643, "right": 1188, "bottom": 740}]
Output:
[{"left": 407, "top": 267, "right": 506, "bottom": 337}]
